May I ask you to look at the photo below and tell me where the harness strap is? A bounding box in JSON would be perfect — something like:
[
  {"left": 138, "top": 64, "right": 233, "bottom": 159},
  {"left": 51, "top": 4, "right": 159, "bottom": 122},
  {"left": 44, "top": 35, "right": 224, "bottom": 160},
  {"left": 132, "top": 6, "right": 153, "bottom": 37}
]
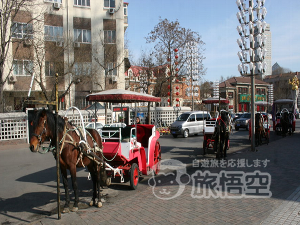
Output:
[{"left": 59, "top": 123, "right": 67, "bottom": 155}]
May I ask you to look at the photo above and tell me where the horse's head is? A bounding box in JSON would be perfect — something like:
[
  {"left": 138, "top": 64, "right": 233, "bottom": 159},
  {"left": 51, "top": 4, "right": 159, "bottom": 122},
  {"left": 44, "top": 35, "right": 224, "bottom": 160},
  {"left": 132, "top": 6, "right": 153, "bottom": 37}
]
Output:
[
  {"left": 29, "top": 109, "right": 53, "bottom": 152},
  {"left": 220, "top": 110, "right": 229, "bottom": 124}
]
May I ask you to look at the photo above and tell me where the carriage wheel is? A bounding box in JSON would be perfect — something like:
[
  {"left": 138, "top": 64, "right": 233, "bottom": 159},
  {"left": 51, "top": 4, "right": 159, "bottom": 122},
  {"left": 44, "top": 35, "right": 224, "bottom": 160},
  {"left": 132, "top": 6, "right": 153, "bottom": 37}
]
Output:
[{"left": 130, "top": 163, "right": 139, "bottom": 190}]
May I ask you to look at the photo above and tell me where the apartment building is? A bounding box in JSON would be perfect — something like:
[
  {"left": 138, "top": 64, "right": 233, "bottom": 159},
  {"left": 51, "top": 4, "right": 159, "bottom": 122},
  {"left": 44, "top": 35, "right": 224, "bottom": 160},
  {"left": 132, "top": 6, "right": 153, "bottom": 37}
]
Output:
[{"left": 3, "top": 0, "right": 128, "bottom": 112}]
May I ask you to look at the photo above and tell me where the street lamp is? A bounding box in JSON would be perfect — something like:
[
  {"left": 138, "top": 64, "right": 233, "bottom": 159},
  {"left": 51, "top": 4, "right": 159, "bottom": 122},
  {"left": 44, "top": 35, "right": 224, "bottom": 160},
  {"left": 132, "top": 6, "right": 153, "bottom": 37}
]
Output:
[
  {"left": 236, "top": 0, "right": 268, "bottom": 151},
  {"left": 185, "top": 41, "right": 200, "bottom": 111}
]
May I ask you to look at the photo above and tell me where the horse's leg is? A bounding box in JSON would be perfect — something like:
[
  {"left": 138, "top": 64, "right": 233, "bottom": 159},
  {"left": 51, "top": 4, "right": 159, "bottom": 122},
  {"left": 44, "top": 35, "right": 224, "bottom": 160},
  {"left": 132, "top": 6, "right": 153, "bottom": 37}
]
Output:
[
  {"left": 88, "top": 166, "right": 97, "bottom": 207},
  {"left": 224, "top": 136, "right": 228, "bottom": 159},
  {"left": 96, "top": 164, "right": 103, "bottom": 208},
  {"left": 61, "top": 166, "right": 70, "bottom": 213},
  {"left": 69, "top": 165, "right": 79, "bottom": 212}
]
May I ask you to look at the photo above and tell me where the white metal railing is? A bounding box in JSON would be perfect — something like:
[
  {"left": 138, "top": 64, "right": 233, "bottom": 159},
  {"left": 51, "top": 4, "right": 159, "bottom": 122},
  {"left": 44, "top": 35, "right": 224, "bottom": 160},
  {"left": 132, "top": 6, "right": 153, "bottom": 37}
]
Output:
[
  {"left": 0, "top": 110, "right": 111, "bottom": 142},
  {"left": 0, "top": 117, "right": 27, "bottom": 141},
  {"left": 0, "top": 107, "right": 192, "bottom": 142}
]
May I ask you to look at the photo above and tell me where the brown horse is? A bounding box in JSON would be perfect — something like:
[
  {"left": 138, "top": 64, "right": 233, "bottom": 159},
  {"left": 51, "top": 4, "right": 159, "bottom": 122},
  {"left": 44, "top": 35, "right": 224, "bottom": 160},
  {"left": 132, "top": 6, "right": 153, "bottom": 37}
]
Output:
[
  {"left": 29, "top": 109, "right": 107, "bottom": 213},
  {"left": 214, "top": 110, "right": 231, "bottom": 160}
]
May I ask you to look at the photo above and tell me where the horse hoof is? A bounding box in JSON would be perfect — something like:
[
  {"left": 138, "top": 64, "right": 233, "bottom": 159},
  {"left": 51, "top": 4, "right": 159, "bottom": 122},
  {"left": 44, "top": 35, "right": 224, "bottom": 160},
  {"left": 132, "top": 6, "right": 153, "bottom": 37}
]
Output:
[
  {"left": 62, "top": 208, "right": 70, "bottom": 213},
  {"left": 89, "top": 200, "right": 96, "bottom": 206},
  {"left": 71, "top": 207, "right": 78, "bottom": 212},
  {"left": 97, "top": 201, "right": 103, "bottom": 208}
]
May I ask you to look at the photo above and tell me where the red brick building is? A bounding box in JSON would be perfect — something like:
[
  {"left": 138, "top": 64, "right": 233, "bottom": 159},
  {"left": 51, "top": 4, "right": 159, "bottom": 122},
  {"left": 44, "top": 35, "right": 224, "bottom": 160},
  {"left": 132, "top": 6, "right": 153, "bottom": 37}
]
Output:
[{"left": 219, "top": 77, "right": 270, "bottom": 113}]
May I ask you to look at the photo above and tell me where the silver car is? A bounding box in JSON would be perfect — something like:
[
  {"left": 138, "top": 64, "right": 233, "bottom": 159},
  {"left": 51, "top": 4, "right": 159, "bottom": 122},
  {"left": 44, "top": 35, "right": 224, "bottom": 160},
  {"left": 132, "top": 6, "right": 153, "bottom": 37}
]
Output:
[
  {"left": 170, "top": 111, "right": 211, "bottom": 138},
  {"left": 235, "top": 113, "right": 251, "bottom": 131}
]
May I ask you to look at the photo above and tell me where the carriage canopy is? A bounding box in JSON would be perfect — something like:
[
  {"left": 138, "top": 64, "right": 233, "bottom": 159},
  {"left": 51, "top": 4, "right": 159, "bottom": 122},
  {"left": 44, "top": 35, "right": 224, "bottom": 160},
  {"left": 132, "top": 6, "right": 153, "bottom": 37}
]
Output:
[{"left": 86, "top": 89, "right": 161, "bottom": 103}]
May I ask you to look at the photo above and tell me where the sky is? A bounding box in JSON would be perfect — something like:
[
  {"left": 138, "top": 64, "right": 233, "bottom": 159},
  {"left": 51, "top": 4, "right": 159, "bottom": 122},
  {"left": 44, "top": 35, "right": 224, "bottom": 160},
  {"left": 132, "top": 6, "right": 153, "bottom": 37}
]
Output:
[{"left": 125, "top": 0, "right": 300, "bottom": 82}]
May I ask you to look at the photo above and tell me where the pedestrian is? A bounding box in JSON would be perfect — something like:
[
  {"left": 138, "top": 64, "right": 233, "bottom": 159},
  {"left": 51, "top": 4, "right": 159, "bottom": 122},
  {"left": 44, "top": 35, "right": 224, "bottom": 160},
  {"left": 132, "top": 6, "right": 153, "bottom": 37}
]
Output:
[{"left": 136, "top": 117, "right": 141, "bottom": 124}]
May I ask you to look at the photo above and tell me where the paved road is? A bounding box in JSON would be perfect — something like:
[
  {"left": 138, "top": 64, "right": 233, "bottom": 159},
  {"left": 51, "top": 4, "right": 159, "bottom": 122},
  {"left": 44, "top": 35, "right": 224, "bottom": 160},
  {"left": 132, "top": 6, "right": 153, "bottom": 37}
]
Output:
[{"left": 1, "top": 122, "right": 300, "bottom": 224}]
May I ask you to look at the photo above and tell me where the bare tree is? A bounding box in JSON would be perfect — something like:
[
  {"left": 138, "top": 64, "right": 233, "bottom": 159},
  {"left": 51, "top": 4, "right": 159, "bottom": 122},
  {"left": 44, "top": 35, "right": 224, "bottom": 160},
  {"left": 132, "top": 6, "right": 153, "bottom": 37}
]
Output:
[
  {"left": 145, "top": 18, "right": 205, "bottom": 106},
  {"left": 200, "top": 81, "right": 213, "bottom": 99},
  {"left": 272, "top": 66, "right": 292, "bottom": 75},
  {"left": 92, "top": 30, "right": 126, "bottom": 91}
]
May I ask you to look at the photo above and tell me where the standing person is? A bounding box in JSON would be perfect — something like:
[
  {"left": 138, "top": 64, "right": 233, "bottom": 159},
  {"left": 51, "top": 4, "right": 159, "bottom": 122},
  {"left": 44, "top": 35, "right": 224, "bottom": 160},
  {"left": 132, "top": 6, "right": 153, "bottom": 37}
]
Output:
[
  {"left": 145, "top": 116, "right": 149, "bottom": 124},
  {"left": 136, "top": 117, "right": 141, "bottom": 124}
]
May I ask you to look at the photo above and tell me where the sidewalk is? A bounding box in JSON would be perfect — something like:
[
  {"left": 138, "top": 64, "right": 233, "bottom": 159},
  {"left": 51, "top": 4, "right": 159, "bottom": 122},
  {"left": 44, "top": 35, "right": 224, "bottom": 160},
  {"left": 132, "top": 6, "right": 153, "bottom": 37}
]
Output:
[{"left": 23, "top": 130, "right": 300, "bottom": 225}]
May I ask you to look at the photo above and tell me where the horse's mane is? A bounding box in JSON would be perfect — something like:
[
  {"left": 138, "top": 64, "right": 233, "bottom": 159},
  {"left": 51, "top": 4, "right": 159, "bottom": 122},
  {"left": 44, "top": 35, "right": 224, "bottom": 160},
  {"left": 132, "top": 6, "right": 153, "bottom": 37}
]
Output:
[{"left": 33, "top": 109, "right": 65, "bottom": 137}]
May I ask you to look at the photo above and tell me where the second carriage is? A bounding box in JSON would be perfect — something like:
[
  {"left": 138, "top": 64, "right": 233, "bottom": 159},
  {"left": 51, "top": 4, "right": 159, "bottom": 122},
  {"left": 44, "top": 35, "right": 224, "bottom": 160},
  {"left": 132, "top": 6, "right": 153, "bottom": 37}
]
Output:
[{"left": 272, "top": 99, "right": 296, "bottom": 136}]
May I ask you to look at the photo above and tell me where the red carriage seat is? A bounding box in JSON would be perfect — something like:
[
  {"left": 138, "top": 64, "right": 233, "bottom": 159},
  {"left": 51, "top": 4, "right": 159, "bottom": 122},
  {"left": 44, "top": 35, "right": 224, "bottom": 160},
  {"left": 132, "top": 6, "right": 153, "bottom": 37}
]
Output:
[{"left": 130, "top": 124, "right": 154, "bottom": 148}]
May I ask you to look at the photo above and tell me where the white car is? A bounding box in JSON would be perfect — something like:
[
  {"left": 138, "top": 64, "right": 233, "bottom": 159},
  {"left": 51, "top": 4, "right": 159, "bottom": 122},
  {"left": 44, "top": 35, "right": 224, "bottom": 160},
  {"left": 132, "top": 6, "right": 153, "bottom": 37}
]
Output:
[
  {"left": 85, "top": 122, "right": 104, "bottom": 132},
  {"left": 104, "top": 123, "right": 127, "bottom": 128}
]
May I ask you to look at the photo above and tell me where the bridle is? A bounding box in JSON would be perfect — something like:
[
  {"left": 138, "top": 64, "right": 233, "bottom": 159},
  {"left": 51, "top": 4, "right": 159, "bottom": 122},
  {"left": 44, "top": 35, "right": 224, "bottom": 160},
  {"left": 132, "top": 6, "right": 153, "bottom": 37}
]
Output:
[{"left": 32, "top": 119, "right": 47, "bottom": 148}]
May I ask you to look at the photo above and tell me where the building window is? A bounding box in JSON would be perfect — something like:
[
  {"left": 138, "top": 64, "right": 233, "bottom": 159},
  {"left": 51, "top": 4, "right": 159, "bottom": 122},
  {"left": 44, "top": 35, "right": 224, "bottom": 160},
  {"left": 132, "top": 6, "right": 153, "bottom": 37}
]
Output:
[
  {"left": 104, "top": 0, "right": 115, "bottom": 8},
  {"left": 74, "top": 62, "right": 92, "bottom": 76},
  {"left": 74, "top": 29, "right": 91, "bottom": 43},
  {"left": 74, "top": 0, "right": 90, "bottom": 7},
  {"left": 11, "top": 22, "right": 33, "bottom": 39},
  {"left": 124, "top": 4, "right": 128, "bottom": 24},
  {"left": 104, "top": 30, "right": 116, "bottom": 44},
  {"left": 44, "top": 25, "right": 63, "bottom": 41},
  {"left": 45, "top": 62, "right": 56, "bottom": 76},
  {"left": 106, "top": 62, "right": 117, "bottom": 76},
  {"left": 238, "top": 87, "right": 248, "bottom": 94},
  {"left": 256, "top": 88, "right": 265, "bottom": 95},
  {"left": 13, "top": 60, "right": 33, "bottom": 76}
]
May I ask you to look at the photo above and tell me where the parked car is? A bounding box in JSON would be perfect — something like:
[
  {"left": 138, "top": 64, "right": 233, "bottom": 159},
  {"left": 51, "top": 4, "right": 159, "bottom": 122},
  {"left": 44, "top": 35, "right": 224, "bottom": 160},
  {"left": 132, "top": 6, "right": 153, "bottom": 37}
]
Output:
[
  {"left": 235, "top": 113, "right": 251, "bottom": 131},
  {"left": 104, "top": 123, "right": 127, "bottom": 128},
  {"left": 85, "top": 122, "right": 104, "bottom": 131},
  {"left": 170, "top": 111, "right": 212, "bottom": 138},
  {"left": 85, "top": 122, "right": 104, "bottom": 136},
  {"left": 229, "top": 113, "right": 238, "bottom": 123},
  {"left": 233, "top": 113, "right": 243, "bottom": 122}
]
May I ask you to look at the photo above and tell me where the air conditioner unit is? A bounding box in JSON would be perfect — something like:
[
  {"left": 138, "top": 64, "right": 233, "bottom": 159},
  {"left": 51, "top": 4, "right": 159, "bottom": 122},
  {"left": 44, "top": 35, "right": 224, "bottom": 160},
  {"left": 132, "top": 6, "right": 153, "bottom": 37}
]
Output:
[
  {"left": 6, "top": 106, "right": 12, "bottom": 112},
  {"left": 112, "top": 76, "right": 117, "bottom": 82},
  {"left": 74, "top": 42, "right": 80, "bottom": 48},
  {"left": 53, "top": 2, "right": 61, "bottom": 9},
  {"left": 109, "top": 8, "right": 115, "bottom": 14},
  {"left": 56, "top": 41, "right": 63, "bottom": 47},
  {"left": 8, "top": 75, "right": 17, "bottom": 83},
  {"left": 23, "top": 39, "right": 32, "bottom": 46}
]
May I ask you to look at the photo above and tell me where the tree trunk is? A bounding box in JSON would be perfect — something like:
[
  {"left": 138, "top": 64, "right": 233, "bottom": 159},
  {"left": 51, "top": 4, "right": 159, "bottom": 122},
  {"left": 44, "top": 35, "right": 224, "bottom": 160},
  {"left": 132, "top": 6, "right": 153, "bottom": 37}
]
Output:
[
  {"left": 0, "top": 65, "right": 4, "bottom": 113},
  {"left": 0, "top": 82, "right": 3, "bottom": 113}
]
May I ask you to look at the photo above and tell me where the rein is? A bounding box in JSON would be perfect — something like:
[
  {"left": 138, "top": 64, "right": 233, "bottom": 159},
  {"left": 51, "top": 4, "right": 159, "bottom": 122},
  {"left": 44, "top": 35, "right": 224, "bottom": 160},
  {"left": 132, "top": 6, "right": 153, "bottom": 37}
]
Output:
[{"left": 33, "top": 119, "right": 48, "bottom": 153}]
